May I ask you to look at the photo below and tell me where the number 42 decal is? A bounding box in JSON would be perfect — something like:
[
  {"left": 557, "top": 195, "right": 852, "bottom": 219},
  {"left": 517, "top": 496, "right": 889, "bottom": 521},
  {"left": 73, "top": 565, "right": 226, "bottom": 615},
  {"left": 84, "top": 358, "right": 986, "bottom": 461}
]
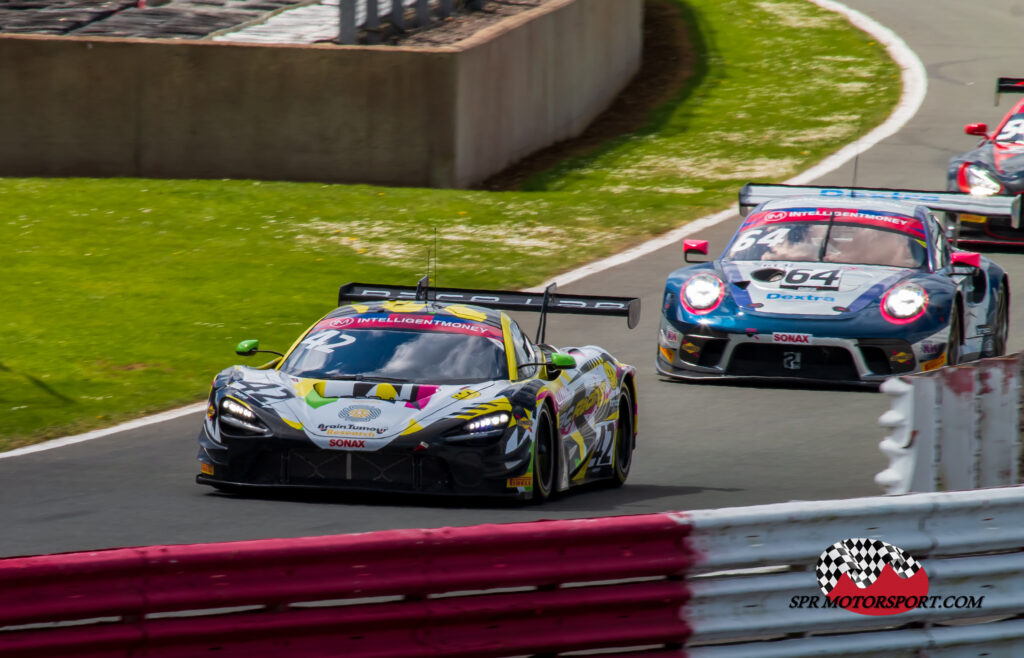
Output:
[
  {"left": 779, "top": 267, "right": 842, "bottom": 290},
  {"left": 587, "top": 423, "right": 615, "bottom": 468},
  {"left": 300, "top": 330, "right": 356, "bottom": 354}
]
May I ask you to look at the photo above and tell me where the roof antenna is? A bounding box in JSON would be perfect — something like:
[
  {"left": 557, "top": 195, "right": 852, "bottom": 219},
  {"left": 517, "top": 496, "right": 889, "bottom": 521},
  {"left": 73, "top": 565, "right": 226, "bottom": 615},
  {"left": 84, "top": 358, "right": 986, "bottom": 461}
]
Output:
[
  {"left": 415, "top": 274, "right": 430, "bottom": 301},
  {"left": 535, "top": 281, "right": 557, "bottom": 344},
  {"left": 416, "top": 243, "right": 431, "bottom": 302},
  {"left": 433, "top": 226, "right": 438, "bottom": 295}
]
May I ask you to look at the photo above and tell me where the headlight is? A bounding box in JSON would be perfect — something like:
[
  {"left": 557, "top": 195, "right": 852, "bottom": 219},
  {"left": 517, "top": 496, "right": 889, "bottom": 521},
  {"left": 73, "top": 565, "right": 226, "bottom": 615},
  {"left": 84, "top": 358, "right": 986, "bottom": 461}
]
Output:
[
  {"left": 219, "top": 398, "right": 270, "bottom": 435},
  {"left": 959, "top": 164, "right": 1002, "bottom": 196},
  {"left": 681, "top": 273, "right": 724, "bottom": 314},
  {"left": 463, "top": 412, "right": 511, "bottom": 434},
  {"left": 444, "top": 412, "right": 512, "bottom": 445},
  {"left": 881, "top": 282, "right": 929, "bottom": 324}
]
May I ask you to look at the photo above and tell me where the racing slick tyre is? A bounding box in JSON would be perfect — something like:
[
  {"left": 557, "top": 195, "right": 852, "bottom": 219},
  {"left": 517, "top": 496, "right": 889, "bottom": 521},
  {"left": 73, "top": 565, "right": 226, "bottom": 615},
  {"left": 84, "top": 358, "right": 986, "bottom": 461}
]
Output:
[
  {"left": 946, "top": 303, "right": 963, "bottom": 367},
  {"left": 987, "top": 286, "right": 1009, "bottom": 357},
  {"left": 610, "top": 388, "right": 636, "bottom": 487},
  {"left": 531, "top": 406, "right": 557, "bottom": 503}
]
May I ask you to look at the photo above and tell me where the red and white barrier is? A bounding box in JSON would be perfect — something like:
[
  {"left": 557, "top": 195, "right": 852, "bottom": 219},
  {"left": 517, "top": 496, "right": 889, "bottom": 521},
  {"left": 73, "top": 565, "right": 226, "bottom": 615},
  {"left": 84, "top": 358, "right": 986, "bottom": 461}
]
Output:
[
  {"left": 6, "top": 486, "right": 1024, "bottom": 656},
  {"left": 0, "top": 516, "right": 693, "bottom": 657},
  {"left": 876, "top": 354, "right": 1023, "bottom": 495}
]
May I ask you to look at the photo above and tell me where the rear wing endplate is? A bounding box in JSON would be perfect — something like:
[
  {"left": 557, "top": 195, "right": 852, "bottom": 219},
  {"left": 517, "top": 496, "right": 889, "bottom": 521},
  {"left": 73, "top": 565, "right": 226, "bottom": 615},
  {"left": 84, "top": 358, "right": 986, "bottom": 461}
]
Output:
[
  {"left": 739, "top": 183, "right": 1023, "bottom": 229},
  {"left": 997, "top": 77, "right": 1024, "bottom": 102},
  {"left": 338, "top": 282, "right": 641, "bottom": 329}
]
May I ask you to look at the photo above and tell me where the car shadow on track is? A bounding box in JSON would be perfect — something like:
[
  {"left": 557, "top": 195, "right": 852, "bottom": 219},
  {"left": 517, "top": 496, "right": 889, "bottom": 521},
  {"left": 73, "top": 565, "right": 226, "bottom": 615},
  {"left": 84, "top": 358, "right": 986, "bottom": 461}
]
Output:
[
  {"left": 658, "top": 376, "right": 880, "bottom": 394},
  {"left": 540, "top": 482, "right": 742, "bottom": 513},
  {"left": 203, "top": 481, "right": 733, "bottom": 512}
]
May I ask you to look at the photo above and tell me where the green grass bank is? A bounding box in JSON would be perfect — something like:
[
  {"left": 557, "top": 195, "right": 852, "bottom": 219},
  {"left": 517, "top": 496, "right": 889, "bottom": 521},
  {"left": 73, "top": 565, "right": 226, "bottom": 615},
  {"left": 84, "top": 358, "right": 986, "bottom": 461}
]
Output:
[{"left": 0, "top": 0, "right": 900, "bottom": 449}]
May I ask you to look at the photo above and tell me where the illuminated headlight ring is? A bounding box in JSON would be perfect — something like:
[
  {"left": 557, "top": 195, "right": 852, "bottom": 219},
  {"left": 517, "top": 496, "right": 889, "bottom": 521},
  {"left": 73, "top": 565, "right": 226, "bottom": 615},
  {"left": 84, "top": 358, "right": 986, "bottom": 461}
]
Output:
[
  {"left": 881, "top": 282, "right": 929, "bottom": 325},
  {"left": 957, "top": 163, "right": 1003, "bottom": 197},
  {"left": 680, "top": 273, "right": 725, "bottom": 315}
]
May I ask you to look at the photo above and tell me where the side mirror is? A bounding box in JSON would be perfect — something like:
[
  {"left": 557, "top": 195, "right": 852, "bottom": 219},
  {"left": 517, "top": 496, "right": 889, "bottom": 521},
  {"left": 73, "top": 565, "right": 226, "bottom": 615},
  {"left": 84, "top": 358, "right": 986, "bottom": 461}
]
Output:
[
  {"left": 538, "top": 352, "right": 576, "bottom": 380},
  {"left": 965, "top": 123, "right": 988, "bottom": 137},
  {"left": 550, "top": 353, "right": 576, "bottom": 369},
  {"left": 951, "top": 251, "right": 981, "bottom": 271},
  {"left": 235, "top": 339, "right": 285, "bottom": 359},
  {"left": 236, "top": 339, "right": 260, "bottom": 356},
  {"left": 684, "top": 239, "right": 709, "bottom": 263},
  {"left": 517, "top": 352, "right": 577, "bottom": 378}
]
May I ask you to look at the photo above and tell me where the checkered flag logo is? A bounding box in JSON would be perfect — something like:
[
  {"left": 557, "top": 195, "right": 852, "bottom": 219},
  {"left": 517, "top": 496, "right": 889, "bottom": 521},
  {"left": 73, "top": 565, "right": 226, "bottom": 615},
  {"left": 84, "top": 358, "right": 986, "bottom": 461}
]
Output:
[{"left": 816, "top": 538, "right": 922, "bottom": 595}]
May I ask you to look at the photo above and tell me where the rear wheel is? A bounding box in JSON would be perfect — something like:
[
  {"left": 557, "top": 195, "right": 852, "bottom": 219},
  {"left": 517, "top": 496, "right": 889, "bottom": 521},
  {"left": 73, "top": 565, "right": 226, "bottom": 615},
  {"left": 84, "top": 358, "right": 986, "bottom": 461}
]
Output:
[
  {"left": 531, "top": 407, "right": 556, "bottom": 503},
  {"left": 610, "top": 389, "right": 635, "bottom": 487},
  {"left": 946, "top": 305, "right": 962, "bottom": 367}
]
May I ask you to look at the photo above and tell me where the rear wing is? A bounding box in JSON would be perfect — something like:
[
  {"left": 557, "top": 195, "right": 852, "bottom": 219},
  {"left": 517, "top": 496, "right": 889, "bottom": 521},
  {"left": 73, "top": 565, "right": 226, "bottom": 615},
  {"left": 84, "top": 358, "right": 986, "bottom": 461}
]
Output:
[
  {"left": 997, "top": 77, "right": 1024, "bottom": 102},
  {"left": 738, "top": 183, "right": 1023, "bottom": 229},
  {"left": 338, "top": 282, "right": 641, "bottom": 330}
]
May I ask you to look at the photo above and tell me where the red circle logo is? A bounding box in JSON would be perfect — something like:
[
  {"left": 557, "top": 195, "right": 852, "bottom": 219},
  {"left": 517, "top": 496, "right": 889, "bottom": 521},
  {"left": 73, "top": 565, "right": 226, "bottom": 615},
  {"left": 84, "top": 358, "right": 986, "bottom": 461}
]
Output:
[{"left": 764, "top": 211, "right": 789, "bottom": 221}]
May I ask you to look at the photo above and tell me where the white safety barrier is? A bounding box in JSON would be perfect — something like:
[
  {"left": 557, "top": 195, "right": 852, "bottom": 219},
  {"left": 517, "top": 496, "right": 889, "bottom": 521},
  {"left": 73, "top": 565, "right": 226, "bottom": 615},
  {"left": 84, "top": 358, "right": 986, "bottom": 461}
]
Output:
[
  {"left": 876, "top": 354, "right": 1022, "bottom": 495},
  {"left": 5, "top": 487, "right": 1024, "bottom": 656},
  {"left": 680, "top": 486, "right": 1024, "bottom": 656}
]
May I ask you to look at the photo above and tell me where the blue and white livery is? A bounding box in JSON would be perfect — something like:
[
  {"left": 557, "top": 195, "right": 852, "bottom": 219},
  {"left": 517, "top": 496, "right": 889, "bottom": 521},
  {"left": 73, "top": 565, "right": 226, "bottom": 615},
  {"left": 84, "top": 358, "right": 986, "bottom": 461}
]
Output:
[{"left": 656, "top": 184, "right": 1013, "bottom": 384}]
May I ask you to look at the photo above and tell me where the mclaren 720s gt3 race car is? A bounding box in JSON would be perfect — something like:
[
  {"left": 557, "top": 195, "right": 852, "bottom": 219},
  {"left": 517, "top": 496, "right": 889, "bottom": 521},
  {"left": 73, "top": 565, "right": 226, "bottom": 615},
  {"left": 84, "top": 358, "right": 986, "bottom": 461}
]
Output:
[
  {"left": 657, "top": 184, "right": 1013, "bottom": 385},
  {"left": 197, "top": 280, "right": 641, "bottom": 502}
]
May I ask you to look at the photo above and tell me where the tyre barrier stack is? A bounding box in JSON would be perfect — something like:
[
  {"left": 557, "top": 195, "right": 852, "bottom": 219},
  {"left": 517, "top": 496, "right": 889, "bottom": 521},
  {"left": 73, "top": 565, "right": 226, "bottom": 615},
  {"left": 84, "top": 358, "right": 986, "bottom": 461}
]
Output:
[
  {"left": 5, "top": 487, "right": 1024, "bottom": 656},
  {"left": 876, "top": 352, "right": 1023, "bottom": 494}
]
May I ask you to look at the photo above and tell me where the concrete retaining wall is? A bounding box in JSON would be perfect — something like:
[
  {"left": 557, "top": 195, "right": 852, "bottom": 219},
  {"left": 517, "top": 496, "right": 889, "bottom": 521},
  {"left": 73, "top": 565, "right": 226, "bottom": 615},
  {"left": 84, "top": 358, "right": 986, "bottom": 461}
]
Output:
[
  {"left": 452, "top": 0, "right": 643, "bottom": 187},
  {"left": 0, "top": 0, "right": 642, "bottom": 188}
]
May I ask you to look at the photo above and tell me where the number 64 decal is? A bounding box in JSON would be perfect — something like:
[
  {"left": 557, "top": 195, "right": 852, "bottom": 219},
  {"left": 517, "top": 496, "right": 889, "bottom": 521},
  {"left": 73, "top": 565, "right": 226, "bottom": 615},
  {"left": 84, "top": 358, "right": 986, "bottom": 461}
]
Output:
[{"left": 779, "top": 267, "right": 841, "bottom": 290}]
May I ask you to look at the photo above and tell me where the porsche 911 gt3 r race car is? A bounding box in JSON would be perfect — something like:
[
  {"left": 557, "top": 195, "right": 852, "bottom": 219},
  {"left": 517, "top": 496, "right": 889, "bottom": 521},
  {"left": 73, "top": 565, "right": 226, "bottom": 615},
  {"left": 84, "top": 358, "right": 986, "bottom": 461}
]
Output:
[
  {"left": 657, "top": 184, "right": 1012, "bottom": 385},
  {"left": 197, "top": 280, "right": 640, "bottom": 502},
  {"left": 946, "top": 77, "right": 1024, "bottom": 244}
]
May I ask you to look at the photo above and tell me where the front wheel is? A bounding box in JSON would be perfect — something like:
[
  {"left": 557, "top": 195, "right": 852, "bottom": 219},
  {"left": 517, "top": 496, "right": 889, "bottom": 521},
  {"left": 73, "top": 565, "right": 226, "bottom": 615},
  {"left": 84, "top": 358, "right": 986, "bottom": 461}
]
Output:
[
  {"left": 946, "top": 305, "right": 962, "bottom": 367},
  {"left": 531, "top": 406, "right": 556, "bottom": 503},
  {"left": 610, "top": 388, "right": 636, "bottom": 487},
  {"left": 988, "top": 287, "right": 1009, "bottom": 357}
]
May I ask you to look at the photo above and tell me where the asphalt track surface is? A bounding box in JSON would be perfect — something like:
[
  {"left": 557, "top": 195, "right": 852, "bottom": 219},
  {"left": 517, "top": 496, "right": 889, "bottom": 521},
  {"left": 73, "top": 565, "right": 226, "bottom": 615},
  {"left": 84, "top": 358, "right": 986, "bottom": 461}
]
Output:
[{"left": 4, "top": 0, "right": 1024, "bottom": 557}]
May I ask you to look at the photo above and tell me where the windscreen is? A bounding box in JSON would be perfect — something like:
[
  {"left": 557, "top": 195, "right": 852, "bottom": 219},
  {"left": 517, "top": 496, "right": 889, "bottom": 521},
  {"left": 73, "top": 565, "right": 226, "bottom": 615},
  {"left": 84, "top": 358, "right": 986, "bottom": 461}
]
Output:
[
  {"left": 281, "top": 315, "right": 508, "bottom": 384},
  {"left": 727, "top": 209, "right": 928, "bottom": 269}
]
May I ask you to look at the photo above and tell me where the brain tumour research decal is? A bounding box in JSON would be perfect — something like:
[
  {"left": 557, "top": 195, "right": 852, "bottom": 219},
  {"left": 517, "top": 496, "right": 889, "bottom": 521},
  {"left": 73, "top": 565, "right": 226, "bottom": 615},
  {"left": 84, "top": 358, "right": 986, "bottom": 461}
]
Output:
[{"left": 815, "top": 538, "right": 929, "bottom": 616}]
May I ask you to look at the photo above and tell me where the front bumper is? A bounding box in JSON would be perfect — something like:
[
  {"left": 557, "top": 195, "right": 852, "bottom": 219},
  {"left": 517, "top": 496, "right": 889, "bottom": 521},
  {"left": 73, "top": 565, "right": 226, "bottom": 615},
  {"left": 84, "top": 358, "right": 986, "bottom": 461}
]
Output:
[
  {"left": 196, "top": 427, "right": 534, "bottom": 499},
  {"left": 656, "top": 317, "right": 944, "bottom": 385}
]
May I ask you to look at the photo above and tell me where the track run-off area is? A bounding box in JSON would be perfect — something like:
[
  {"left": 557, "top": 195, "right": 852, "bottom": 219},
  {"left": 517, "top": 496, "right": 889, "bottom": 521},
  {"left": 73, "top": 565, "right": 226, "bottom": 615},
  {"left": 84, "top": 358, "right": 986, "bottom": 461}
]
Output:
[{"left": 3, "top": 0, "right": 1024, "bottom": 557}]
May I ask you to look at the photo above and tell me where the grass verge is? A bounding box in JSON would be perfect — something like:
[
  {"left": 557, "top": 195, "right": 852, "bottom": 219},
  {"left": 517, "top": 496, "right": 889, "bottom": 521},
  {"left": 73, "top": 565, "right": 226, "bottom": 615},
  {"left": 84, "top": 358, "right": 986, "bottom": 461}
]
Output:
[{"left": 0, "top": 0, "right": 900, "bottom": 449}]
